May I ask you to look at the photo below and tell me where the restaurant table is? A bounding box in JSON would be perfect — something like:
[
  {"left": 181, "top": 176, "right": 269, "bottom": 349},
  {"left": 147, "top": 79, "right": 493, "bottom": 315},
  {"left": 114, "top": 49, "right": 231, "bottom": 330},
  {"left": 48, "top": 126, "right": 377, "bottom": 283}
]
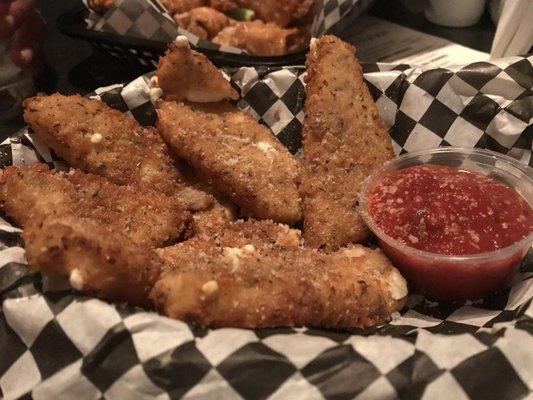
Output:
[{"left": 0, "top": 0, "right": 496, "bottom": 141}]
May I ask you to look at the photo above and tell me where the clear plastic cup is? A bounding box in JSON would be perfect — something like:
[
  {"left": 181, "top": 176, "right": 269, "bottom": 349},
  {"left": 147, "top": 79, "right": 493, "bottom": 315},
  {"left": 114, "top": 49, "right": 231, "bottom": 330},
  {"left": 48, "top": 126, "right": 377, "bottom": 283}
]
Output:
[
  {"left": 359, "top": 147, "right": 533, "bottom": 301},
  {"left": 0, "top": 35, "right": 33, "bottom": 122}
]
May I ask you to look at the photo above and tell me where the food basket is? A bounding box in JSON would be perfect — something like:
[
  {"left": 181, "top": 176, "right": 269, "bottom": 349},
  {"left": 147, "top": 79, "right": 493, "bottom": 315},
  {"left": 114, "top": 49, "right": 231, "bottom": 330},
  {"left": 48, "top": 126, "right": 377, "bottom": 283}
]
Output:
[
  {"left": 57, "top": 0, "right": 376, "bottom": 67},
  {"left": 0, "top": 55, "right": 531, "bottom": 399}
]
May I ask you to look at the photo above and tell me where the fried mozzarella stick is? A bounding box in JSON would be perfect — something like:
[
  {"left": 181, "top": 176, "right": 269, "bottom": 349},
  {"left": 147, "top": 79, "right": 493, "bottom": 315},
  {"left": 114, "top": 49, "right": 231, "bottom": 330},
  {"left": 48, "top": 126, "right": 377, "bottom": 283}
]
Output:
[
  {"left": 156, "top": 42, "right": 300, "bottom": 223},
  {"left": 0, "top": 164, "right": 191, "bottom": 247},
  {"left": 157, "top": 100, "right": 302, "bottom": 224},
  {"left": 24, "top": 216, "right": 162, "bottom": 307},
  {"left": 157, "top": 41, "right": 239, "bottom": 103},
  {"left": 212, "top": 21, "right": 308, "bottom": 57},
  {"left": 23, "top": 93, "right": 213, "bottom": 211},
  {"left": 301, "top": 36, "right": 394, "bottom": 250},
  {"left": 152, "top": 220, "right": 407, "bottom": 328}
]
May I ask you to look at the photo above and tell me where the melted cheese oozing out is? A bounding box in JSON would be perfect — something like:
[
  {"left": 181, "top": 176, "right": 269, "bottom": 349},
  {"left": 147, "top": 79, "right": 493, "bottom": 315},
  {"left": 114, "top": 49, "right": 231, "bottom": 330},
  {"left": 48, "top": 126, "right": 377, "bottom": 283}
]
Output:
[
  {"left": 174, "top": 35, "right": 190, "bottom": 48},
  {"left": 252, "top": 141, "right": 278, "bottom": 156},
  {"left": 69, "top": 269, "right": 84, "bottom": 290},
  {"left": 222, "top": 245, "right": 255, "bottom": 270},
  {"left": 90, "top": 133, "right": 103, "bottom": 143},
  {"left": 150, "top": 87, "right": 163, "bottom": 103},
  {"left": 388, "top": 268, "right": 408, "bottom": 300},
  {"left": 186, "top": 89, "right": 229, "bottom": 103},
  {"left": 202, "top": 280, "right": 219, "bottom": 297}
]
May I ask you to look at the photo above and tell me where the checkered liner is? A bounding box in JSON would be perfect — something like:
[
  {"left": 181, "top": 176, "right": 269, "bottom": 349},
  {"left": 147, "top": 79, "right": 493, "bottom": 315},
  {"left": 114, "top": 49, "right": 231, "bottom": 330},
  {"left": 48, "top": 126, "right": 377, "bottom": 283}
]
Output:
[
  {"left": 1, "top": 57, "right": 532, "bottom": 399},
  {"left": 88, "top": 0, "right": 363, "bottom": 57}
]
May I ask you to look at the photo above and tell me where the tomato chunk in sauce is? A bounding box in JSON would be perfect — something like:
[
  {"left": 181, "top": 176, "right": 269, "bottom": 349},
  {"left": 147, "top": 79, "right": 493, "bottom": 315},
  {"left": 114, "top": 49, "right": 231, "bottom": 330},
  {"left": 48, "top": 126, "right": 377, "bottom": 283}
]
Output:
[{"left": 368, "top": 165, "right": 533, "bottom": 255}]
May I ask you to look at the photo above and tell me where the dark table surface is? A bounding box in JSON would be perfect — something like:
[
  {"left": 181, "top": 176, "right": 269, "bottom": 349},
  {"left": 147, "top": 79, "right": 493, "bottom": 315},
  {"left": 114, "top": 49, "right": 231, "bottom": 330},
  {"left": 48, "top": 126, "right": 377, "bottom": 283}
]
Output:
[{"left": 0, "top": 0, "right": 496, "bottom": 140}]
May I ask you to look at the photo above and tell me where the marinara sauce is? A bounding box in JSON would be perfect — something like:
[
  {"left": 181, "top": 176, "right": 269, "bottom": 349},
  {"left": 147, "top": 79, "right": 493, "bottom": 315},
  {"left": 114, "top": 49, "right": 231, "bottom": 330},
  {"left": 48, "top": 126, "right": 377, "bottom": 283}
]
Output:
[{"left": 368, "top": 165, "right": 533, "bottom": 256}]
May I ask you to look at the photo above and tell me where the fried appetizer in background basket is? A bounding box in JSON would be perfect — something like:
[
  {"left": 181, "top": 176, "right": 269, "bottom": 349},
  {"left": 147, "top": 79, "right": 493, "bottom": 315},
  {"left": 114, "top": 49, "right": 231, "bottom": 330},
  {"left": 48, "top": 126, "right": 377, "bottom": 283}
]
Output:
[
  {"left": 23, "top": 94, "right": 213, "bottom": 211},
  {"left": 213, "top": 20, "right": 309, "bottom": 57},
  {"left": 174, "top": 7, "right": 231, "bottom": 40},
  {"left": 0, "top": 164, "right": 191, "bottom": 247},
  {"left": 157, "top": 41, "right": 239, "bottom": 103},
  {"left": 24, "top": 216, "right": 162, "bottom": 307},
  {"left": 211, "top": 0, "right": 315, "bottom": 27},
  {"left": 161, "top": 0, "right": 206, "bottom": 14},
  {"left": 301, "top": 35, "right": 395, "bottom": 250},
  {"left": 157, "top": 100, "right": 302, "bottom": 225},
  {"left": 153, "top": 220, "right": 407, "bottom": 328},
  {"left": 88, "top": 0, "right": 206, "bottom": 14}
]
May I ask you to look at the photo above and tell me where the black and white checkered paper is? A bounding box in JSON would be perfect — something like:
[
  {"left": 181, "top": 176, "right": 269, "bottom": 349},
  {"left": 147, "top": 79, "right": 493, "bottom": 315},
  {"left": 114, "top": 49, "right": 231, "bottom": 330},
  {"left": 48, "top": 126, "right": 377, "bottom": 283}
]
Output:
[
  {"left": 1, "top": 56, "right": 532, "bottom": 399},
  {"left": 87, "top": 0, "right": 365, "bottom": 61}
]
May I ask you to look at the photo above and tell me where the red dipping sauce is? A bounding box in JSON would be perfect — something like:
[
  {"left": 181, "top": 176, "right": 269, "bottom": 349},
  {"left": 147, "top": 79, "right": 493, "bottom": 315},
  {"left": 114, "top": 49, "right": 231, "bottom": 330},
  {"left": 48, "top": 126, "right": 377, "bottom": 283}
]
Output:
[
  {"left": 368, "top": 165, "right": 533, "bottom": 256},
  {"left": 360, "top": 149, "right": 533, "bottom": 301}
]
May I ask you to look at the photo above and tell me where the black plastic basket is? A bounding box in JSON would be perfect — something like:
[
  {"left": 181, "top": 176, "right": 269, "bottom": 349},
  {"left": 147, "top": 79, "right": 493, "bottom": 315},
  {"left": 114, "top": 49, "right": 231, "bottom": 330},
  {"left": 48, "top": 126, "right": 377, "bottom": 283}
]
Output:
[{"left": 57, "top": 6, "right": 309, "bottom": 68}]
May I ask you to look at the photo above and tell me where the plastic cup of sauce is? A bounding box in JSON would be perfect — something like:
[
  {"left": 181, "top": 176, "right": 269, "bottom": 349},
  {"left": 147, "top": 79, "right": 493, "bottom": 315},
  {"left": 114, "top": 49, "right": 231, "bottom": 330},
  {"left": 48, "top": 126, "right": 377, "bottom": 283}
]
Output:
[{"left": 360, "top": 147, "right": 533, "bottom": 301}]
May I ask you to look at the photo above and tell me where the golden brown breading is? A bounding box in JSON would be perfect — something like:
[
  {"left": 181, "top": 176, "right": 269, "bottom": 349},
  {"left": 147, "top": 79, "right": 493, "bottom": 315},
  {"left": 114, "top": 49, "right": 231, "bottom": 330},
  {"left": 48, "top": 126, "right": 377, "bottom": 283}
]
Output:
[
  {"left": 24, "top": 216, "right": 162, "bottom": 307},
  {"left": 66, "top": 170, "right": 191, "bottom": 247},
  {"left": 0, "top": 164, "right": 191, "bottom": 247},
  {"left": 301, "top": 36, "right": 394, "bottom": 250},
  {"left": 159, "top": 219, "right": 301, "bottom": 263},
  {"left": 190, "top": 193, "right": 238, "bottom": 235},
  {"left": 0, "top": 163, "right": 74, "bottom": 226},
  {"left": 157, "top": 100, "right": 302, "bottom": 225},
  {"left": 174, "top": 7, "right": 230, "bottom": 39},
  {"left": 212, "top": 20, "right": 308, "bottom": 56},
  {"left": 23, "top": 93, "right": 213, "bottom": 211},
  {"left": 152, "top": 220, "right": 407, "bottom": 328},
  {"left": 157, "top": 43, "right": 239, "bottom": 103},
  {"left": 161, "top": 0, "right": 206, "bottom": 14}
]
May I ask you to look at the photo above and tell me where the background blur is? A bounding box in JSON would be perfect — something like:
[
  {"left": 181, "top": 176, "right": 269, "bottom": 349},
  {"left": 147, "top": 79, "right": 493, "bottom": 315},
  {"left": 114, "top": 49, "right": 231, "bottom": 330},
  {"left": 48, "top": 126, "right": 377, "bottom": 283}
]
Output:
[{"left": 0, "top": 0, "right": 503, "bottom": 139}]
